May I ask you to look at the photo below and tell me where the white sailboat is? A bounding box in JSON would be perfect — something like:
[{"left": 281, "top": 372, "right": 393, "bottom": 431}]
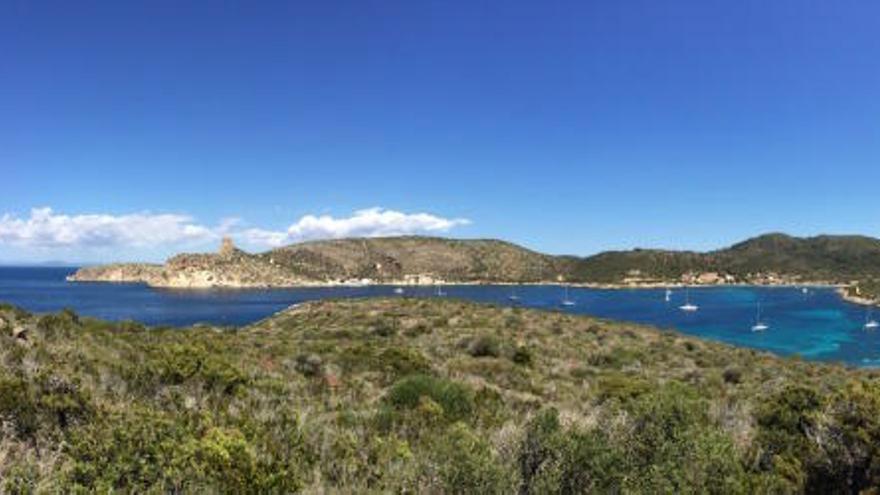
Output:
[
  {"left": 751, "top": 302, "right": 769, "bottom": 332},
  {"left": 865, "top": 307, "right": 879, "bottom": 330},
  {"left": 665, "top": 288, "right": 672, "bottom": 302},
  {"left": 561, "top": 285, "right": 575, "bottom": 307},
  {"left": 435, "top": 284, "right": 446, "bottom": 297},
  {"left": 679, "top": 288, "right": 698, "bottom": 312},
  {"left": 508, "top": 286, "right": 521, "bottom": 302}
]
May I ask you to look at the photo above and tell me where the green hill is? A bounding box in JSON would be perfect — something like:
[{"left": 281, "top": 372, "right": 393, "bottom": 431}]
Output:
[
  {"left": 3, "top": 298, "right": 880, "bottom": 492},
  {"left": 69, "top": 233, "right": 880, "bottom": 295},
  {"left": 715, "top": 233, "right": 880, "bottom": 279},
  {"left": 261, "top": 236, "right": 571, "bottom": 283},
  {"left": 569, "top": 248, "right": 708, "bottom": 283},
  {"left": 570, "top": 233, "right": 880, "bottom": 285}
]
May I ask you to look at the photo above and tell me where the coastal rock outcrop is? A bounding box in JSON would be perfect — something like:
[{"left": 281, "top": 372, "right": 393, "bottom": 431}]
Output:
[{"left": 69, "top": 238, "right": 307, "bottom": 288}]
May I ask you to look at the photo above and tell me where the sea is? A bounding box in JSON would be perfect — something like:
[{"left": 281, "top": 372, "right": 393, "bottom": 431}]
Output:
[{"left": 2, "top": 266, "right": 879, "bottom": 367}]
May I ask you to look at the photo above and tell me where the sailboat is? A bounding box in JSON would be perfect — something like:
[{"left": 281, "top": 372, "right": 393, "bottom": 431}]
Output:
[
  {"left": 865, "top": 307, "right": 879, "bottom": 330},
  {"left": 751, "top": 302, "right": 769, "bottom": 332},
  {"left": 435, "top": 284, "right": 446, "bottom": 297},
  {"left": 508, "top": 286, "right": 521, "bottom": 302},
  {"left": 665, "top": 288, "right": 673, "bottom": 302},
  {"left": 561, "top": 285, "right": 576, "bottom": 307},
  {"left": 679, "top": 288, "right": 698, "bottom": 312}
]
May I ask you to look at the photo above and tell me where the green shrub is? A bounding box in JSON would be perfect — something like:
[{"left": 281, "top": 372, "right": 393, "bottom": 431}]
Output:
[
  {"left": 386, "top": 374, "right": 473, "bottom": 423},
  {"left": 0, "top": 374, "right": 92, "bottom": 440},
  {"left": 37, "top": 375, "right": 93, "bottom": 430},
  {"left": 755, "top": 384, "right": 822, "bottom": 487},
  {"left": 60, "top": 307, "right": 81, "bottom": 325},
  {"left": 428, "top": 422, "right": 515, "bottom": 493},
  {"left": 154, "top": 344, "right": 248, "bottom": 394},
  {"left": 65, "top": 408, "right": 192, "bottom": 491},
  {"left": 0, "top": 376, "right": 39, "bottom": 439},
  {"left": 595, "top": 373, "right": 652, "bottom": 402},
  {"left": 294, "top": 353, "right": 324, "bottom": 377},
  {"left": 544, "top": 429, "right": 626, "bottom": 493},
  {"left": 621, "top": 384, "right": 747, "bottom": 493},
  {"left": 466, "top": 335, "right": 501, "bottom": 358},
  {"left": 65, "top": 407, "right": 313, "bottom": 492},
  {"left": 519, "top": 410, "right": 627, "bottom": 493},
  {"left": 32, "top": 307, "right": 81, "bottom": 337},
  {"left": 518, "top": 408, "right": 563, "bottom": 492},
  {"left": 377, "top": 348, "right": 431, "bottom": 378},
  {"left": 371, "top": 319, "right": 397, "bottom": 337},
  {"left": 512, "top": 346, "right": 533, "bottom": 366},
  {"left": 722, "top": 367, "right": 743, "bottom": 384},
  {"left": 787, "top": 381, "right": 880, "bottom": 493},
  {"left": 521, "top": 386, "right": 748, "bottom": 494},
  {"left": 189, "top": 427, "right": 260, "bottom": 491}
]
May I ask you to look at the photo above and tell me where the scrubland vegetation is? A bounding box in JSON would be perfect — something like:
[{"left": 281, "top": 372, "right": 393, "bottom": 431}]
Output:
[{"left": 3, "top": 298, "right": 880, "bottom": 493}]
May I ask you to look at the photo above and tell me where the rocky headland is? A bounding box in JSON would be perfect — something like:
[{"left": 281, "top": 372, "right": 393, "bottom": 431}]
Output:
[
  {"left": 68, "top": 233, "right": 880, "bottom": 299},
  {"left": 68, "top": 236, "right": 570, "bottom": 288}
]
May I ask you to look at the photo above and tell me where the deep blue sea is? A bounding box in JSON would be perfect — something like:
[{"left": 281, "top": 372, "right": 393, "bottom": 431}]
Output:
[{"left": 2, "top": 266, "right": 879, "bottom": 367}]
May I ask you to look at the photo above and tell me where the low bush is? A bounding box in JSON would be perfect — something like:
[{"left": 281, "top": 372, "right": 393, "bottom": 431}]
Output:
[
  {"left": 371, "top": 319, "right": 398, "bottom": 337},
  {"left": 377, "top": 347, "right": 431, "bottom": 378},
  {"left": 427, "top": 422, "right": 515, "bottom": 493},
  {"left": 466, "top": 335, "right": 501, "bottom": 358},
  {"left": 722, "top": 366, "right": 743, "bottom": 384},
  {"left": 0, "top": 374, "right": 93, "bottom": 440},
  {"left": 512, "top": 346, "right": 533, "bottom": 366},
  {"left": 294, "top": 353, "right": 324, "bottom": 377},
  {"left": 386, "top": 374, "right": 474, "bottom": 423},
  {"left": 595, "top": 373, "right": 652, "bottom": 403}
]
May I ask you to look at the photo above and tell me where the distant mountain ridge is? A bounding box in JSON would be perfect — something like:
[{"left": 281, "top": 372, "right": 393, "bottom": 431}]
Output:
[{"left": 68, "top": 233, "right": 880, "bottom": 290}]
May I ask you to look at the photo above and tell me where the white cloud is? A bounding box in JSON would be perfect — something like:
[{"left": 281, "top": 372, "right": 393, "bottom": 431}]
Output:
[
  {"left": 0, "top": 207, "right": 217, "bottom": 248},
  {"left": 287, "top": 207, "right": 470, "bottom": 242},
  {"left": 239, "top": 208, "right": 471, "bottom": 248},
  {"left": 239, "top": 227, "right": 290, "bottom": 248},
  {"left": 0, "top": 207, "right": 471, "bottom": 253}
]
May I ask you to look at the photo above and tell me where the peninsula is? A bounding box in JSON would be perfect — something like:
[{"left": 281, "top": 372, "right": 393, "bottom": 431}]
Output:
[{"left": 69, "top": 234, "right": 880, "bottom": 304}]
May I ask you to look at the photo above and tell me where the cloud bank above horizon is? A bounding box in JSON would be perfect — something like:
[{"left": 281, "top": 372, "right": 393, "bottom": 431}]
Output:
[
  {"left": 239, "top": 208, "right": 471, "bottom": 248},
  {"left": 0, "top": 207, "right": 471, "bottom": 259}
]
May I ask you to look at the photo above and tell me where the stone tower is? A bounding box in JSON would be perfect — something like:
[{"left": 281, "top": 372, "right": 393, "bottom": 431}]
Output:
[{"left": 219, "top": 236, "right": 236, "bottom": 257}]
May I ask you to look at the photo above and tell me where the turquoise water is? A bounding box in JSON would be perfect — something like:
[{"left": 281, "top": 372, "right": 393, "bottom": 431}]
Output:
[{"left": 1, "top": 267, "right": 878, "bottom": 367}]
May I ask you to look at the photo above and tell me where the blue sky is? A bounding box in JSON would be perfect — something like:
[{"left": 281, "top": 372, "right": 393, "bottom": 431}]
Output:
[{"left": 2, "top": 1, "right": 880, "bottom": 262}]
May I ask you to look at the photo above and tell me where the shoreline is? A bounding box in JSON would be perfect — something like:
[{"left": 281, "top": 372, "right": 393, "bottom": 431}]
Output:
[{"left": 68, "top": 275, "right": 848, "bottom": 292}]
